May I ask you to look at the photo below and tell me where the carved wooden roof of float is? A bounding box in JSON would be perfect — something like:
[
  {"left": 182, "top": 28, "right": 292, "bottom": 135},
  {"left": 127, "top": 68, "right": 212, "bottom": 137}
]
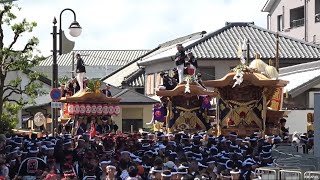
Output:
[
  {"left": 59, "top": 88, "right": 121, "bottom": 104},
  {"left": 203, "top": 72, "right": 289, "bottom": 88},
  {"left": 156, "top": 82, "right": 218, "bottom": 97}
]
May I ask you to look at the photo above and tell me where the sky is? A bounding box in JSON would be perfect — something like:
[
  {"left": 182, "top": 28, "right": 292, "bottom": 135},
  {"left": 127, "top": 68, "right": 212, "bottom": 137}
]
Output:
[{"left": 2, "top": 0, "right": 269, "bottom": 56}]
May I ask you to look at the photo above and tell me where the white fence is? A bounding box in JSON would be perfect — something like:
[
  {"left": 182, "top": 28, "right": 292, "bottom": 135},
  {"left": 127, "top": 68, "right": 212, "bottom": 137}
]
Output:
[{"left": 256, "top": 168, "right": 320, "bottom": 180}]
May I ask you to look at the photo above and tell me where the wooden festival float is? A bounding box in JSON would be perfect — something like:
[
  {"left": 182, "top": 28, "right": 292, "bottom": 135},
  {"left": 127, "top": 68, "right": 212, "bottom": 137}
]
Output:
[
  {"left": 155, "top": 75, "right": 218, "bottom": 133},
  {"left": 59, "top": 80, "right": 121, "bottom": 127},
  {"left": 203, "top": 54, "right": 289, "bottom": 137}
]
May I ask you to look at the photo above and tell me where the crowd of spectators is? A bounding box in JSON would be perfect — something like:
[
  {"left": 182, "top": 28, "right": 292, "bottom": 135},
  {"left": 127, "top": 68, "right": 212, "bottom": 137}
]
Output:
[{"left": 0, "top": 130, "right": 293, "bottom": 180}]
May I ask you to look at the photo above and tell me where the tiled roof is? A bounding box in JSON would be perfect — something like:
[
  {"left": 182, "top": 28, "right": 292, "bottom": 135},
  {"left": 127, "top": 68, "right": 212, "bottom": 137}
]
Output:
[
  {"left": 279, "top": 60, "right": 320, "bottom": 97},
  {"left": 103, "top": 32, "right": 206, "bottom": 86},
  {"left": 39, "top": 50, "right": 150, "bottom": 66},
  {"left": 139, "top": 31, "right": 207, "bottom": 65},
  {"left": 110, "top": 85, "right": 159, "bottom": 104},
  {"left": 101, "top": 48, "right": 160, "bottom": 87},
  {"left": 23, "top": 94, "right": 51, "bottom": 109},
  {"left": 122, "top": 68, "right": 145, "bottom": 87},
  {"left": 186, "top": 22, "right": 320, "bottom": 60}
]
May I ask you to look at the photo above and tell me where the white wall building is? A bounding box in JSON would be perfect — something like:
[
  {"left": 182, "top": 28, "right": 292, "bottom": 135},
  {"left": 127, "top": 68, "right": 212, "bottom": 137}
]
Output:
[
  {"left": 262, "top": 0, "right": 320, "bottom": 44},
  {"left": 280, "top": 60, "right": 320, "bottom": 133}
]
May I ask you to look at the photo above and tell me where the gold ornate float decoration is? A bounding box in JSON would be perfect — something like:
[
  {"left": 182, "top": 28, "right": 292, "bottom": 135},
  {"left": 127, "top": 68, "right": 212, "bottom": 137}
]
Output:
[{"left": 203, "top": 54, "right": 289, "bottom": 137}]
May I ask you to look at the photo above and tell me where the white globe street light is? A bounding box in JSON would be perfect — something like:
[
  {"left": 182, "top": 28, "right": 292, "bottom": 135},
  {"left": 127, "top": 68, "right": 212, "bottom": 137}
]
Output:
[{"left": 69, "top": 20, "right": 82, "bottom": 37}]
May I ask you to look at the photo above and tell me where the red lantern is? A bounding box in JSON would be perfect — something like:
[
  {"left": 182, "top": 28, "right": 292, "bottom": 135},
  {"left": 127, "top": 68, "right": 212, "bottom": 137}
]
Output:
[
  {"left": 91, "top": 104, "right": 97, "bottom": 115},
  {"left": 114, "top": 105, "right": 120, "bottom": 115},
  {"left": 96, "top": 104, "right": 103, "bottom": 115},
  {"left": 79, "top": 104, "right": 86, "bottom": 115},
  {"left": 68, "top": 104, "right": 74, "bottom": 115},
  {"left": 74, "top": 104, "right": 80, "bottom": 114},
  {"left": 85, "top": 104, "right": 92, "bottom": 115},
  {"left": 108, "top": 106, "right": 114, "bottom": 115},
  {"left": 103, "top": 105, "right": 109, "bottom": 115}
]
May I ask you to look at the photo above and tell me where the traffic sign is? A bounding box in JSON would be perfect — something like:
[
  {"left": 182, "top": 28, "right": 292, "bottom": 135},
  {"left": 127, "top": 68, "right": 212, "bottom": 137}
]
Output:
[
  {"left": 51, "top": 102, "right": 62, "bottom": 109},
  {"left": 50, "top": 88, "right": 62, "bottom": 101}
]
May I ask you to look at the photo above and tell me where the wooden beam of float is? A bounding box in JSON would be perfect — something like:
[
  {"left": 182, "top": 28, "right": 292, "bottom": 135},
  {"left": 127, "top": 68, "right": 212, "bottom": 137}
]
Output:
[
  {"left": 156, "top": 82, "right": 218, "bottom": 97},
  {"left": 59, "top": 89, "right": 121, "bottom": 104},
  {"left": 203, "top": 72, "right": 288, "bottom": 102},
  {"left": 203, "top": 72, "right": 288, "bottom": 88}
]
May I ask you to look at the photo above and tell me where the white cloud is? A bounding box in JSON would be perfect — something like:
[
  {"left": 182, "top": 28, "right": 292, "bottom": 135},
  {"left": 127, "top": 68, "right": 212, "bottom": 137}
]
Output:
[{"left": 2, "top": 0, "right": 268, "bottom": 56}]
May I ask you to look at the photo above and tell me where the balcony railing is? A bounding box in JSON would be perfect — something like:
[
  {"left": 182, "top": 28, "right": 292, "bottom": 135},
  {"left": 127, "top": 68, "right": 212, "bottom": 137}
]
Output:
[
  {"left": 290, "top": 18, "right": 305, "bottom": 28},
  {"left": 316, "top": 14, "right": 320, "bottom": 23}
]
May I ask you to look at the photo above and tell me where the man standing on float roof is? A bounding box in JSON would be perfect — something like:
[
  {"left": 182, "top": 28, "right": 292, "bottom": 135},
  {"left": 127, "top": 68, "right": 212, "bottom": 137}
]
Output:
[
  {"left": 174, "top": 44, "right": 186, "bottom": 83},
  {"left": 76, "top": 53, "right": 86, "bottom": 92}
]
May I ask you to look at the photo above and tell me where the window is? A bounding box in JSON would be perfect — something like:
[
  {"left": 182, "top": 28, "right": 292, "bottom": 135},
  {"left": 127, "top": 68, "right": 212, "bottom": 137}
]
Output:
[
  {"left": 135, "top": 88, "right": 144, "bottom": 95},
  {"left": 155, "top": 72, "right": 162, "bottom": 90},
  {"left": 122, "top": 119, "right": 143, "bottom": 132},
  {"left": 308, "top": 91, "right": 320, "bottom": 108},
  {"left": 290, "top": 6, "right": 305, "bottom": 28},
  {"left": 145, "top": 73, "right": 162, "bottom": 96},
  {"left": 198, "top": 67, "right": 215, "bottom": 80},
  {"left": 146, "top": 74, "right": 155, "bottom": 95},
  {"left": 277, "top": 15, "right": 283, "bottom": 31},
  {"left": 316, "top": 0, "right": 320, "bottom": 23}
]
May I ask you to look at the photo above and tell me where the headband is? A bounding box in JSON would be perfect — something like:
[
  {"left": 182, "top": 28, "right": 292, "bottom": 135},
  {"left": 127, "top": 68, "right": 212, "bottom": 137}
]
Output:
[
  {"left": 161, "top": 173, "right": 172, "bottom": 177},
  {"left": 106, "top": 165, "right": 116, "bottom": 169}
]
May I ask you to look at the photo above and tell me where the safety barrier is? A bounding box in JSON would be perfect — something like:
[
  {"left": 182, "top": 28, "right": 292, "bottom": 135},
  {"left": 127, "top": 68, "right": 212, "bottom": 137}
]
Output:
[
  {"left": 279, "top": 169, "right": 302, "bottom": 180},
  {"left": 304, "top": 171, "right": 320, "bottom": 179},
  {"left": 255, "top": 167, "right": 279, "bottom": 180}
]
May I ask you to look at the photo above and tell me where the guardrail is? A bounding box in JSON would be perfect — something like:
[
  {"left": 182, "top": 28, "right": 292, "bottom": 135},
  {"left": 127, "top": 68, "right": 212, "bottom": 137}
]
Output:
[
  {"left": 304, "top": 171, "right": 320, "bottom": 179},
  {"left": 290, "top": 18, "right": 305, "bottom": 28},
  {"left": 256, "top": 168, "right": 319, "bottom": 179},
  {"left": 255, "top": 167, "right": 279, "bottom": 180},
  {"left": 280, "top": 169, "right": 302, "bottom": 180}
]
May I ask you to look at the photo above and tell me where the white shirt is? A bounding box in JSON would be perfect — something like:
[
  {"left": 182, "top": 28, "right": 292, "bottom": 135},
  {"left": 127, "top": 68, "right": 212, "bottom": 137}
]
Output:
[{"left": 120, "top": 170, "right": 129, "bottom": 180}]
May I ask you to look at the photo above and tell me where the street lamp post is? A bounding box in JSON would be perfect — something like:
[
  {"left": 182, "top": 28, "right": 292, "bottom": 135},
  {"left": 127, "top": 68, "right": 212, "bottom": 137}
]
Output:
[{"left": 51, "top": 8, "right": 82, "bottom": 134}]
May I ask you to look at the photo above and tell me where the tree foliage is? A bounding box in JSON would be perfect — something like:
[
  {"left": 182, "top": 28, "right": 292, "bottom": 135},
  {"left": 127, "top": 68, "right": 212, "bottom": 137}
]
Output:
[
  {"left": 0, "top": 2, "right": 46, "bottom": 133},
  {"left": 0, "top": 102, "right": 20, "bottom": 133}
]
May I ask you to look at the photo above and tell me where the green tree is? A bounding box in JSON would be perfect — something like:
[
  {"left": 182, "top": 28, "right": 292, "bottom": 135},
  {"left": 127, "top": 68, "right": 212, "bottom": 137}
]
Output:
[{"left": 0, "top": 2, "right": 46, "bottom": 133}]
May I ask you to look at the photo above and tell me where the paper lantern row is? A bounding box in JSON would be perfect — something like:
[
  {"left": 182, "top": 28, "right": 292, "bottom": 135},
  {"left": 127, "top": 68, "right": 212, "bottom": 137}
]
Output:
[{"left": 67, "top": 104, "right": 120, "bottom": 116}]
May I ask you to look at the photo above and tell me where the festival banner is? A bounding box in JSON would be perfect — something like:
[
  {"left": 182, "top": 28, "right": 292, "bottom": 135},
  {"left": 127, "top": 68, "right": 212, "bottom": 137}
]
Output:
[
  {"left": 269, "top": 87, "right": 283, "bottom": 110},
  {"left": 252, "top": 97, "right": 264, "bottom": 120},
  {"left": 217, "top": 98, "right": 231, "bottom": 123}
]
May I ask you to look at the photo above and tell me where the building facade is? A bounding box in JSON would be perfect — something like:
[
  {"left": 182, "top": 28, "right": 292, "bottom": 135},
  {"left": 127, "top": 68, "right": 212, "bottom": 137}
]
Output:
[
  {"left": 279, "top": 60, "right": 320, "bottom": 133},
  {"left": 3, "top": 70, "right": 52, "bottom": 129},
  {"left": 262, "top": 0, "right": 320, "bottom": 44}
]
